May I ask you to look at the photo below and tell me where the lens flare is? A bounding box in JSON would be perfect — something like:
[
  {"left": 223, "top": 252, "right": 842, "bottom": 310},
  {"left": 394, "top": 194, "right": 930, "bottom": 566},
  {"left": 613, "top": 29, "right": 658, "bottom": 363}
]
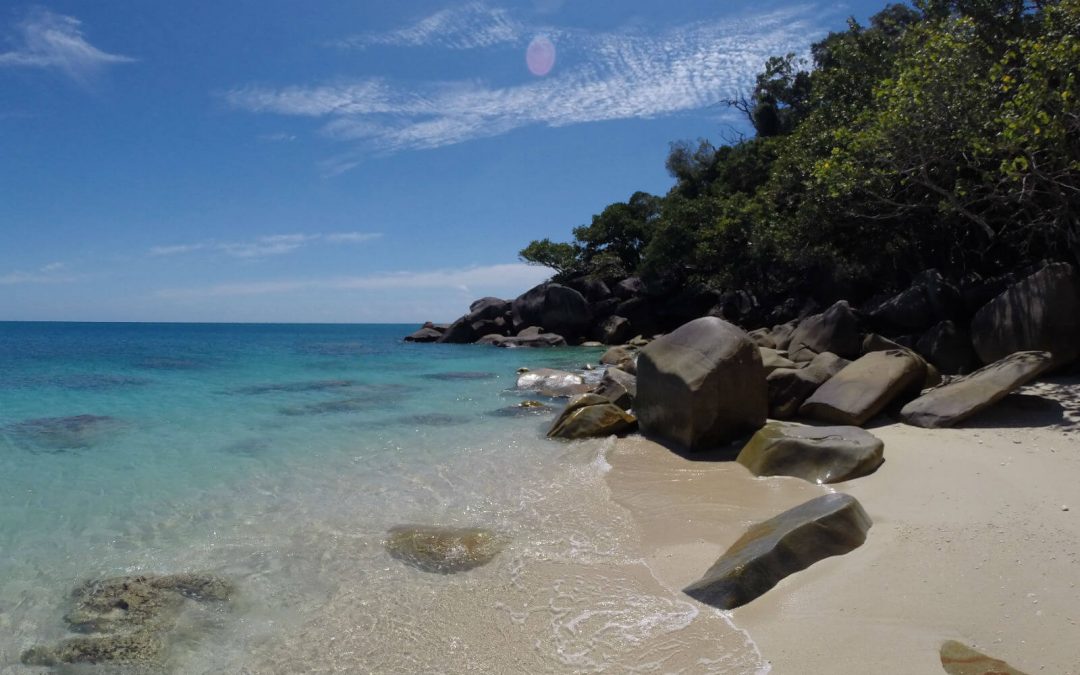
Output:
[{"left": 526, "top": 35, "right": 556, "bottom": 77}]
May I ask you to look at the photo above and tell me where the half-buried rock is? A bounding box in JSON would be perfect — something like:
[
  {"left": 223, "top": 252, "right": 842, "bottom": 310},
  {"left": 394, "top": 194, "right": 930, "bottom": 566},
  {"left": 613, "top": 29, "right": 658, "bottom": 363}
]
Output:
[
  {"left": 940, "top": 640, "right": 1029, "bottom": 675},
  {"left": 385, "top": 525, "right": 503, "bottom": 574},
  {"left": 900, "top": 351, "right": 1053, "bottom": 428},
  {"left": 683, "top": 493, "right": 871, "bottom": 609},
  {"left": 547, "top": 393, "right": 637, "bottom": 439},
  {"left": 636, "top": 317, "right": 767, "bottom": 451},
  {"left": 737, "top": 422, "right": 884, "bottom": 484},
  {"left": 800, "top": 349, "right": 926, "bottom": 426}
]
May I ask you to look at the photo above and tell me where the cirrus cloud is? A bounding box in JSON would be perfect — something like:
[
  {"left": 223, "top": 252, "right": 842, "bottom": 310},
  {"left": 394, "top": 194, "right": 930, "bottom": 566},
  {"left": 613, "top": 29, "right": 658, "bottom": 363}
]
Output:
[
  {"left": 225, "top": 3, "right": 830, "bottom": 157},
  {"left": 0, "top": 8, "right": 134, "bottom": 84}
]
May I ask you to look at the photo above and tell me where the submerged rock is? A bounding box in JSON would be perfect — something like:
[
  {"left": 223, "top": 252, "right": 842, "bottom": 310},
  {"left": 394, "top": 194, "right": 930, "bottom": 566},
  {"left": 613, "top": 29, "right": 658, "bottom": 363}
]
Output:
[
  {"left": 736, "top": 422, "right": 884, "bottom": 484},
  {"left": 421, "top": 371, "right": 497, "bottom": 381},
  {"left": 940, "top": 640, "right": 1029, "bottom": 675},
  {"left": 22, "top": 632, "right": 165, "bottom": 668},
  {"left": 491, "top": 400, "right": 555, "bottom": 417},
  {"left": 900, "top": 351, "right": 1053, "bottom": 428},
  {"left": 800, "top": 349, "right": 926, "bottom": 426},
  {"left": 5, "top": 414, "right": 122, "bottom": 450},
  {"left": 636, "top": 317, "right": 767, "bottom": 451},
  {"left": 231, "top": 379, "right": 358, "bottom": 394},
  {"left": 385, "top": 525, "right": 504, "bottom": 574},
  {"left": 683, "top": 493, "right": 871, "bottom": 610},
  {"left": 547, "top": 393, "right": 637, "bottom": 439},
  {"left": 24, "top": 572, "right": 234, "bottom": 669},
  {"left": 64, "top": 573, "right": 234, "bottom": 633}
]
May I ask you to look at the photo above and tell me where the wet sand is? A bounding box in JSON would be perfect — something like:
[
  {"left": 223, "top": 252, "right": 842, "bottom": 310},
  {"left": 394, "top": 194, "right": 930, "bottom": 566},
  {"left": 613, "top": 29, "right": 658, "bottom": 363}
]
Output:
[{"left": 605, "top": 375, "right": 1080, "bottom": 674}]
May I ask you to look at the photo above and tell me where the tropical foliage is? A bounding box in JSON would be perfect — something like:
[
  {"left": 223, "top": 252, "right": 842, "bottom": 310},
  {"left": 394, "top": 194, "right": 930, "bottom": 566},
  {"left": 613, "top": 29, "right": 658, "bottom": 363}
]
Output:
[{"left": 520, "top": 0, "right": 1080, "bottom": 303}]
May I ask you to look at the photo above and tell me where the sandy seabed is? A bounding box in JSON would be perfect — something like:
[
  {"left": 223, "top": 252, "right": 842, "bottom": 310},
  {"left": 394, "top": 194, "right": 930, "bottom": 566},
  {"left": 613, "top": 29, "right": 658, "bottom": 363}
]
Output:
[{"left": 605, "top": 374, "right": 1080, "bottom": 675}]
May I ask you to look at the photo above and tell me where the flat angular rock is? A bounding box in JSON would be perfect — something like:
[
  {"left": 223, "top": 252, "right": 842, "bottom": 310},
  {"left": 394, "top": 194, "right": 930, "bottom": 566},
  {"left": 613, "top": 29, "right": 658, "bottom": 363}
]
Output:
[
  {"left": 788, "top": 301, "right": 863, "bottom": 362},
  {"left": 636, "top": 317, "right": 767, "bottom": 450},
  {"left": 478, "top": 333, "right": 567, "bottom": 348},
  {"left": 917, "top": 320, "right": 980, "bottom": 375},
  {"left": 737, "top": 422, "right": 884, "bottom": 484},
  {"left": 404, "top": 325, "right": 444, "bottom": 342},
  {"left": 599, "top": 315, "right": 633, "bottom": 345},
  {"left": 593, "top": 367, "right": 636, "bottom": 410},
  {"left": 940, "top": 640, "right": 1029, "bottom": 675},
  {"left": 800, "top": 349, "right": 926, "bottom": 426},
  {"left": 600, "top": 345, "right": 636, "bottom": 366},
  {"left": 971, "top": 262, "right": 1080, "bottom": 368},
  {"left": 547, "top": 393, "right": 637, "bottom": 439},
  {"left": 760, "top": 347, "right": 796, "bottom": 374},
  {"left": 385, "top": 525, "right": 503, "bottom": 574},
  {"left": 900, "top": 351, "right": 1053, "bottom": 428},
  {"left": 683, "top": 493, "right": 871, "bottom": 609},
  {"left": 767, "top": 350, "right": 852, "bottom": 419}
]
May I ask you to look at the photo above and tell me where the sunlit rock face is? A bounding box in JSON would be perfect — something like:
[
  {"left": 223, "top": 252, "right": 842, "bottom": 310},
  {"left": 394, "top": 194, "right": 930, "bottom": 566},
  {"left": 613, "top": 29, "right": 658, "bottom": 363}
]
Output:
[
  {"left": 900, "top": 350, "right": 1053, "bottom": 428},
  {"left": 799, "top": 349, "right": 926, "bottom": 426},
  {"left": 683, "top": 493, "right": 871, "bottom": 610},
  {"left": 737, "top": 422, "right": 884, "bottom": 485},
  {"left": 546, "top": 393, "right": 637, "bottom": 440},
  {"left": 385, "top": 525, "right": 504, "bottom": 574},
  {"left": 635, "top": 317, "right": 767, "bottom": 451}
]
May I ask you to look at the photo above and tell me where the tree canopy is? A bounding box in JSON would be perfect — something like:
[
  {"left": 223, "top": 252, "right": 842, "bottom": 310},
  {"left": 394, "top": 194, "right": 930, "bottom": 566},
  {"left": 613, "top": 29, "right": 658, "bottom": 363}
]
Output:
[{"left": 520, "top": 0, "right": 1079, "bottom": 304}]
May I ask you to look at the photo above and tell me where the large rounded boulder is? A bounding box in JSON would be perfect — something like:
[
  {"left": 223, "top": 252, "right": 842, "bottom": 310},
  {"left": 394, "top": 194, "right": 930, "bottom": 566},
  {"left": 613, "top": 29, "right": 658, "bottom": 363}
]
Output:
[
  {"left": 635, "top": 317, "right": 767, "bottom": 451},
  {"left": 511, "top": 283, "right": 593, "bottom": 339},
  {"left": 971, "top": 262, "right": 1080, "bottom": 369}
]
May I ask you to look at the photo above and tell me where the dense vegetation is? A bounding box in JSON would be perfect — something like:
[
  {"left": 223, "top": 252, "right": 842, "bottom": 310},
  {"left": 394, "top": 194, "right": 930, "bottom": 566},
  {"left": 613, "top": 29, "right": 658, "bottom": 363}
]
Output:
[{"left": 520, "top": 0, "right": 1079, "bottom": 306}]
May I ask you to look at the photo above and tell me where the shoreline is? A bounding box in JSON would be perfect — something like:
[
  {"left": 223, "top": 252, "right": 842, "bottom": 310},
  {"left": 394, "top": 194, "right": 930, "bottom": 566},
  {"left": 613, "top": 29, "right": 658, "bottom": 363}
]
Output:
[{"left": 604, "top": 373, "right": 1080, "bottom": 674}]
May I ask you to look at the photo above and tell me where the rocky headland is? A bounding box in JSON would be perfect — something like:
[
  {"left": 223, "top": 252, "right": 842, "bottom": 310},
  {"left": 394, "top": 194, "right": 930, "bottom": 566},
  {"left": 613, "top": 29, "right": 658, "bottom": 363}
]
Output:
[{"left": 404, "top": 259, "right": 1080, "bottom": 673}]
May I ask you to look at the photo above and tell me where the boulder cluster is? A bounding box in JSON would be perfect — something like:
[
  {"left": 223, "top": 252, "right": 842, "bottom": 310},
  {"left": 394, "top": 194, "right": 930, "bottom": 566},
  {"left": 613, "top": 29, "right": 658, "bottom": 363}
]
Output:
[
  {"left": 418, "top": 262, "right": 1076, "bottom": 443},
  {"left": 405, "top": 274, "right": 746, "bottom": 347},
  {"left": 461, "top": 262, "right": 1078, "bottom": 612}
]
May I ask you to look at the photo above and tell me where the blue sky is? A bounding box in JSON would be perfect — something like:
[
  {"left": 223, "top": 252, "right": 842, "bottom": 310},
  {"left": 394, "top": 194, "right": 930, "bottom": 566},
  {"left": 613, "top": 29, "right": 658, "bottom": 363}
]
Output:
[{"left": 1, "top": 0, "right": 885, "bottom": 323}]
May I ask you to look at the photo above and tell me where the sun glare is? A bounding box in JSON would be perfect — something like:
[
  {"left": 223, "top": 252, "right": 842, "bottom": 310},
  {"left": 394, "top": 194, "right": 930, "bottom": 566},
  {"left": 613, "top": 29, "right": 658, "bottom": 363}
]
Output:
[{"left": 526, "top": 35, "right": 556, "bottom": 76}]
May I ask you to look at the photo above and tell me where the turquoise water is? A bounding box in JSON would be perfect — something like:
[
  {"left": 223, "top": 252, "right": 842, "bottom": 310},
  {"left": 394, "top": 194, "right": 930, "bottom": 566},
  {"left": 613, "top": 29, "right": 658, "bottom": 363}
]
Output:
[{"left": 0, "top": 323, "right": 761, "bottom": 673}]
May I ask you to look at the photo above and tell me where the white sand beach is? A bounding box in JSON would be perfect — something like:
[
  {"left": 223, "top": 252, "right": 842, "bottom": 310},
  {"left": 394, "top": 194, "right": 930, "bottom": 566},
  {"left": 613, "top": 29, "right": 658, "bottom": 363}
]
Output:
[{"left": 606, "top": 373, "right": 1080, "bottom": 674}]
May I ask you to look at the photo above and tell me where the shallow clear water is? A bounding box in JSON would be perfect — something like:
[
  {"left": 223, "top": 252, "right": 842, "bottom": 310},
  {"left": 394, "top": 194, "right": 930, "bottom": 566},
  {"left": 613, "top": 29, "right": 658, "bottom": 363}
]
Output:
[{"left": 0, "top": 323, "right": 761, "bottom": 673}]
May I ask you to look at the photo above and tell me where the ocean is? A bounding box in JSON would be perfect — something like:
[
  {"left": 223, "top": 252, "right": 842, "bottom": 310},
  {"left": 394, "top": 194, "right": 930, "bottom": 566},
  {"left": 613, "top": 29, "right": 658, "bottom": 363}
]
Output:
[{"left": 0, "top": 322, "right": 763, "bottom": 673}]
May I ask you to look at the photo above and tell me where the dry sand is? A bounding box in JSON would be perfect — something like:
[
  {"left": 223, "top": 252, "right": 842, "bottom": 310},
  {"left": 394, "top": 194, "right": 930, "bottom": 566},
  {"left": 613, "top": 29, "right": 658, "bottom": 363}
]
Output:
[{"left": 605, "top": 374, "right": 1080, "bottom": 674}]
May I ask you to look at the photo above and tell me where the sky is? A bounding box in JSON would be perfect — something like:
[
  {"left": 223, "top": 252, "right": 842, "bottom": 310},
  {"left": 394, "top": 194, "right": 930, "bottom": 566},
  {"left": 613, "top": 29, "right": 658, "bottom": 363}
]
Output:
[{"left": 1, "top": 0, "right": 886, "bottom": 323}]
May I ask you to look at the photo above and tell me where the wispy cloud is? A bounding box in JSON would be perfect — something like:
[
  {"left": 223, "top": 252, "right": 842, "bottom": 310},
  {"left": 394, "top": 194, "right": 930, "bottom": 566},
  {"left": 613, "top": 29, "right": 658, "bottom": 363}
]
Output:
[
  {"left": 0, "top": 261, "right": 75, "bottom": 285},
  {"left": 0, "top": 9, "right": 134, "bottom": 83},
  {"left": 156, "top": 263, "right": 553, "bottom": 299},
  {"left": 149, "top": 232, "right": 382, "bottom": 259},
  {"left": 332, "top": 2, "right": 523, "bottom": 51},
  {"left": 226, "top": 4, "right": 827, "bottom": 156}
]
